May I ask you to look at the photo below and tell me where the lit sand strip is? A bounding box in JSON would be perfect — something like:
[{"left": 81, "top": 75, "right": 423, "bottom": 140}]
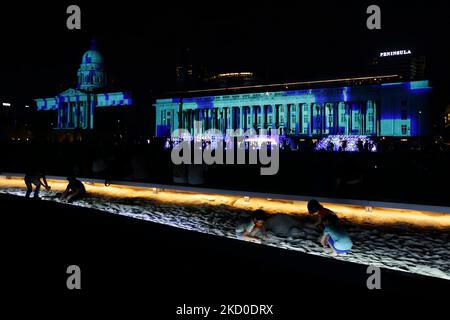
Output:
[{"left": 1, "top": 174, "right": 449, "bottom": 229}]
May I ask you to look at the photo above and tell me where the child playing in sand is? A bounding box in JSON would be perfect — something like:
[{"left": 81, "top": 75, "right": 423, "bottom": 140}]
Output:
[
  {"left": 236, "top": 210, "right": 268, "bottom": 244},
  {"left": 307, "top": 199, "right": 337, "bottom": 227},
  {"left": 319, "top": 214, "right": 353, "bottom": 256}
]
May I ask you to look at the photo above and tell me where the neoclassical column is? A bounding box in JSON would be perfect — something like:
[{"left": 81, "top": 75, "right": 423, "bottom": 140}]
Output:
[
  {"left": 77, "top": 102, "right": 82, "bottom": 129},
  {"left": 257, "top": 105, "right": 262, "bottom": 131},
  {"left": 65, "top": 102, "right": 70, "bottom": 128},
  {"left": 57, "top": 104, "right": 62, "bottom": 129},
  {"left": 189, "top": 109, "right": 195, "bottom": 135},
  {"left": 239, "top": 106, "right": 244, "bottom": 131},
  {"left": 234, "top": 106, "right": 238, "bottom": 130},
  {"left": 219, "top": 107, "right": 223, "bottom": 132},
  {"left": 298, "top": 103, "right": 303, "bottom": 135},
  {"left": 313, "top": 104, "right": 320, "bottom": 135},
  {"left": 202, "top": 108, "right": 206, "bottom": 132},
  {"left": 333, "top": 102, "right": 339, "bottom": 135},
  {"left": 227, "top": 107, "right": 232, "bottom": 131},
  {"left": 275, "top": 104, "right": 280, "bottom": 129},
  {"left": 242, "top": 106, "right": 246, "bottom": 131},
  {"left": 267, "top": 105, "right": 273, "bottom": 130},
  {"left": 292, "top": 103, "right": 297, "bottom": 134},
  {"left": 71, "top": 102, "right": 75, "bottom": 128},
  {"left": 75, "top": 102, "right": 80, "bottom": 128},
  {"left": 262, "top": 105, "right": 267, "bottom": 129},
  {"left": 321, "top": 103, "right": 326, "bottom": 135},
  {"left": 214, "top": 108, "right": 218, "bottom": 130},
  {"left": 189, "top": 109, "right": 194, "bottom": 133},
  {"left": 233, "top": 106, "right": 238, "bottom": 130},
  {"left": 88, "top": 95, "right": 94, "bottom": 129},
  {"left": 178, "top": 101, "right": 183, "bottom": 130},
  {"left": 286, "top": 104, "right": 291, "bottom": 134},
  {"left": 223, "top": 107, "right": 228, "bottom": 132},
  {"left": 347, "top": 102, "right": 352, "bottom": 135},
  {"left": 375, "top": 100, "right": 380, "bottom": 136},
  {"left": 362, "top": 101, "right": 367, "bottom": 135},
  {"left": 278, "top": 104, "right": 285, "bottom": 134}
]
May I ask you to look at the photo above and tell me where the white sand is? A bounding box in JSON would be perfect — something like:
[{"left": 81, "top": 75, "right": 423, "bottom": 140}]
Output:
[{"left": 1, "top": 187, "right": 449, "bottom": 280}]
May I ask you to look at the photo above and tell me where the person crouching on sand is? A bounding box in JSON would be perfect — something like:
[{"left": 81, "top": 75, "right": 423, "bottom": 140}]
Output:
[
  {"left": 319, "top": 214, "right": 353, "bottom": 256},
  {"left": 235, "top": 210, "right": 268, "bottom": 244},
  {"left": 61, "top": 176, "right": 86, "bottom": 203}
]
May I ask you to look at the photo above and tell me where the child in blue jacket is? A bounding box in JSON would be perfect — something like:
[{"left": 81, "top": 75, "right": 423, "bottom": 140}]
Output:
[{"left": 319, "top": 214, "right": 353, "bottom": 256}]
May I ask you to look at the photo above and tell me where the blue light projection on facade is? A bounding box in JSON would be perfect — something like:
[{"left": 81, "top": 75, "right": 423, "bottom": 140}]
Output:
[
  {"left": 154, "top": 79, "right": 431, "bottom": 138},
  {"left": 35, "top": 39, "right": 132, "bottom": 130}
]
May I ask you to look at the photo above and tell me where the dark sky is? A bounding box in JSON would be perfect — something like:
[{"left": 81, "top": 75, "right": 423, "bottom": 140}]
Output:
[{"left": 1, "top": 0, "right": 450, "bottom": 106}]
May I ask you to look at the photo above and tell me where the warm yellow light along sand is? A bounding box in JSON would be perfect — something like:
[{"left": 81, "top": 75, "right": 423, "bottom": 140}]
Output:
[{"left": 1, "top": 176, "right": 449, "bottom": 229}]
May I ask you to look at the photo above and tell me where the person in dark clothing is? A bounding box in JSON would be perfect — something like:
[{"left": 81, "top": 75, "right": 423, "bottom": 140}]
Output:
[
  {"left": 61, "top": 176, "right": 86, "bottom": 203},
  {"left": 307, "top": 199, "right": 338, "bottom": 227},
  {"left": 24, "top": 171, "right": 51, "bottom": 199}
]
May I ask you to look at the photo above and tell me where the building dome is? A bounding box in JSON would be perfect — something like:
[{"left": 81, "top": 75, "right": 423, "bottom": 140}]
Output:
[
  {"left": 81, "top": 49, "right": 103, "bottom": 65},
  {"left": 77, "top": 38, "right": 106, "bottom": 91}
]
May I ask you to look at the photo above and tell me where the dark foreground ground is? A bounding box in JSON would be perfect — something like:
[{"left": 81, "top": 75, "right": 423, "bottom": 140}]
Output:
[{"left": 1, "top": 194, "right": 449, "bottom": 318}]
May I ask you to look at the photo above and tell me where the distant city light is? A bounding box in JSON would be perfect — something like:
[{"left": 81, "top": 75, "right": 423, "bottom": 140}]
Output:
[
  {"left": 2, "top": 102, "right": 11, "bottom": 107},
  {"left": 25, "top": 105, "right": 29, "bottom": 108},
  {"left": 214, "top": 72, "right": 253, "bottom": 79}
]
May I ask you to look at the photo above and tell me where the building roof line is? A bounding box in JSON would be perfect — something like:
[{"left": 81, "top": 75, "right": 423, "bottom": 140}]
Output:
[{"left": 168, "top": 74, "right": 401, "bottom": 96}]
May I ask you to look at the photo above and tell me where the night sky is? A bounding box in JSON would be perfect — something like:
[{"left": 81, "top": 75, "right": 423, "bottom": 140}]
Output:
[{"left": 1, "top": 1, "right": 450, "bottom": 109}]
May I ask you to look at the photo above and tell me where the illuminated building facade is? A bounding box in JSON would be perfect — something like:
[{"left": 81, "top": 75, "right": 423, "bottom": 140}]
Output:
[
  {"left": 34, "top": 39, "right": 132, "bottom": 130},
  {"left": 154, "top": 76, "right": 431, "bottom": 138}
]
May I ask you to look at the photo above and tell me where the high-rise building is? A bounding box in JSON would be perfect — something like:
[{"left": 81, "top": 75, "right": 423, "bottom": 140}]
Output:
[{"left": 369, "top": 49, "right": 426, "bottom": 81}]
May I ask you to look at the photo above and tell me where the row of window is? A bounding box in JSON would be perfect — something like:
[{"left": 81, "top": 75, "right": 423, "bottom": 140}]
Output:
[{"left": 163, "top": 108, "right": 410, "bottom": 131}]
